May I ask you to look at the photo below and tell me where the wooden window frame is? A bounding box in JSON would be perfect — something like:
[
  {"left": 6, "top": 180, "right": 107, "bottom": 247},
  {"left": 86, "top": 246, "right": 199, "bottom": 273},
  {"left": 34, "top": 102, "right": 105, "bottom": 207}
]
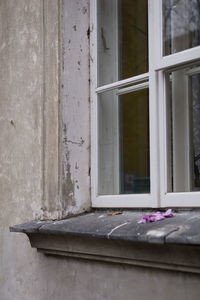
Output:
[{"left": 90, "top": 0, "right": 200, "bottom": 208}]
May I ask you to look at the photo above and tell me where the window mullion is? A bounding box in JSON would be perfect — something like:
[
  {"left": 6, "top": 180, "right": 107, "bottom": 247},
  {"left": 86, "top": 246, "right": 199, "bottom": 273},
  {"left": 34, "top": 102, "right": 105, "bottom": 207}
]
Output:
[
  {"left": 90, "top": 0, "right": 98, "bottom": 204},
  {"left": 158, "top": 71, "right": 167, "bottom": 207},
  {"left": 148, "top": 0, "right": 163, "bottom": 207}
]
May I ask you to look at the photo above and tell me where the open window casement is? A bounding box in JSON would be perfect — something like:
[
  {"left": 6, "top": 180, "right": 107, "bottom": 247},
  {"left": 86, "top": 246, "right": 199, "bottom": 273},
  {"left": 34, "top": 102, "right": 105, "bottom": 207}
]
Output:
[{"left": 90, "top": 0, "right": 200, "bottom": 208}]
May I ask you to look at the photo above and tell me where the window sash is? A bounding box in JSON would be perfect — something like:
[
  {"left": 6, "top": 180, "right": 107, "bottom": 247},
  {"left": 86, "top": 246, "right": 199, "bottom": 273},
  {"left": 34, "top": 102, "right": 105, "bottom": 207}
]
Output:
[
  {"left": 154, "top": 0, "right": 200, "bottom": 70},
  {"left": 90, "top": 0, "right": 200, "bottom": 208},
  {"left": 159, "top": 67, "right": 200, "bottom": 207}
]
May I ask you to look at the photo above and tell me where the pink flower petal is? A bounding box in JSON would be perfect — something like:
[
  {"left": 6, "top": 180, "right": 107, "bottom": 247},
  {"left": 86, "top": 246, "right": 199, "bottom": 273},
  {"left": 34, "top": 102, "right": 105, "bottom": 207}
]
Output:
[
  {"left": 137, "top": 209, "right": 173, "bottom": 224},
  {"left": 163, "top": 209, "right": 173, "bottom": 217}
]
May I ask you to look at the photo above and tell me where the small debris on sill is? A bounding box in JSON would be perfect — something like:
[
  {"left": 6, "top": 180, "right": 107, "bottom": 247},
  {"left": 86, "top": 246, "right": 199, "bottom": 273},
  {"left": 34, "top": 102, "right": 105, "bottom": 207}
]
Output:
[
  {"left": 137, "top": 209, "right": 173, "bottom": 224},
  {"left": 107, "top": 211, "right": 122, "bottom": 216}
]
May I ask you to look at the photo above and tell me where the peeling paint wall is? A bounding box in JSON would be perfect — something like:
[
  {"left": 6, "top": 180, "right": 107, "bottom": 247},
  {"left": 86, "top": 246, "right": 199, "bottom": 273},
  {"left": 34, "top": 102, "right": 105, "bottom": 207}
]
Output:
[
  {"left": 62, "top": 0, "right": 91, "bottom": 215},
  {"left": 0, "top": 0, "right": 90, "bottom": 299},
  {"left": 40, "top": 0, "right": 63, "bottom": 220},
  {"left": 0, "top": 0, "right": 91, "bottom": 222}
]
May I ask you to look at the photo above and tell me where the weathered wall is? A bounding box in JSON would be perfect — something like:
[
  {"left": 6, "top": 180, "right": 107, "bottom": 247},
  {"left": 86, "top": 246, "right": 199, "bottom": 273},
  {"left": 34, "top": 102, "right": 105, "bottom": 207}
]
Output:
[
  {"left": 0, "top": 0, "right": 44, "bottom": 297},
  {"left": 0, "top": 0, "right": 65, "bottom": 222},
  {"left": 0, "top": 0, "right": 90, "bottom": 298},
  {"left": 0, "top": 0, "right": 43, "bottom": 225}
]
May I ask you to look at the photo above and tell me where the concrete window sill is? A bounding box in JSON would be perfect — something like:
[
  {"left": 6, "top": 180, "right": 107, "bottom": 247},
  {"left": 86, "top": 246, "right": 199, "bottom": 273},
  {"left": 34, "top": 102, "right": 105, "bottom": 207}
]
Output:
[{"left": 10, "top": 210, "right": 200, "bottom": 274}]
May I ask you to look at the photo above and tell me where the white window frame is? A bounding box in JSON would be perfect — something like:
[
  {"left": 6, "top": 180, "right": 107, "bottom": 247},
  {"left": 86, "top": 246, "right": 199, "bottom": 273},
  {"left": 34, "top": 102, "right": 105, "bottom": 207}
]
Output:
[{"left": 90, "top": 0, "right": 200, "bottom": 208}]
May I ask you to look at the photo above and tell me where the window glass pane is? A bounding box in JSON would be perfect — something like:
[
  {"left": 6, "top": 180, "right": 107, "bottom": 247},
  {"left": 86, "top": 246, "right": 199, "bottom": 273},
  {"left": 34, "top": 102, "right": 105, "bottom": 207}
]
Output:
[
  {"left": 98, "top": 86, "right": 150, "bottom": 195},
  {"left": 167, "top": 64, "right": 200, "bottom": 192},
  {"left": 98, "top": 0, "right": 148, "bottom": 86},
  {"left": 163, "top": 0, "right": 200, "bottom": 56}
]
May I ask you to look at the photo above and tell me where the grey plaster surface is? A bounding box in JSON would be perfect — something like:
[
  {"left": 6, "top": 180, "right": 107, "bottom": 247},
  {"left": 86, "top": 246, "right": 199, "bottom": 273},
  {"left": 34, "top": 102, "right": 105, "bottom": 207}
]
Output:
[
  {"left": 10, "top": 210, "right": 200, "bottom": 245},
  {"left": 4, "top": 1, "right": 200, "bottom": 299}
]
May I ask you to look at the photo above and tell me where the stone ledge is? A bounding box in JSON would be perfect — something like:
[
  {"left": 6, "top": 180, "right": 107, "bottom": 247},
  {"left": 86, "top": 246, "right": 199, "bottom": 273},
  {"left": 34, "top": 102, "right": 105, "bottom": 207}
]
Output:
[
  {"left": 10, "top": 210, "right": 200, "bottom": 245},
  {"left": 10, "top": 210, "right": 200, "bottom": 273}
]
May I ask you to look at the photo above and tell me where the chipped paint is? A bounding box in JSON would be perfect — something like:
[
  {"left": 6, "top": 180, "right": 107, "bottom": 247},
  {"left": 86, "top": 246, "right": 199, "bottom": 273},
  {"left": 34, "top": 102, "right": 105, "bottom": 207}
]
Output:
[
  {"left": 63, "top": 151, "right": 76, "bottom": 208},
  {"left": 63, "top": 137, "right": 84, "bottom": 146},
  {"left": 10, "top": 120, "right": 16, "bottom": 128},
  {"left": 82, "top": 6, "right": 87, "bottom": 14}
]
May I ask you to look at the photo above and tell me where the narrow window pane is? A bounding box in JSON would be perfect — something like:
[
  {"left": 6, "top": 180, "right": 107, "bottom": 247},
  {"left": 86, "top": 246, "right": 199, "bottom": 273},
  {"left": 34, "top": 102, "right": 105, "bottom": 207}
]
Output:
[
  {"left": 98, "top": 0, "right": 148, "bottom": 86},
  {"left": 167, "top": 64, "right": 200, "bottom": 192},
  {"left": 163, "top": 0, "right": 200, "bottom": 56},
  {"left": 98, "top": 86, "right": 150, "bottom": 195}
]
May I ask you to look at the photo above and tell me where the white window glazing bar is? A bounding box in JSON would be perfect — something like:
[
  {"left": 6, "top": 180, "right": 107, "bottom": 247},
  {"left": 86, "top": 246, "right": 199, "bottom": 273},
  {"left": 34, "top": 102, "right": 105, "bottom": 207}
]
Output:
[
  {"left": 96, "top": 72, "right": 149, "bottom": 94},
  {"left": 155, "top": 46, "right": 200, "bottom": 71},
  {"left": 116, "top": 82, "right": 149, "bottom": 96}
]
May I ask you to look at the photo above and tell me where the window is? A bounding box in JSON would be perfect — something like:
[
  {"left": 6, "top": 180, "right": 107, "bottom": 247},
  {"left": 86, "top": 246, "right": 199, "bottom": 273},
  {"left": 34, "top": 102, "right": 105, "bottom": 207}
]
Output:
[{"left": 90, "top": 0, "right": 200, "bottom": 207}]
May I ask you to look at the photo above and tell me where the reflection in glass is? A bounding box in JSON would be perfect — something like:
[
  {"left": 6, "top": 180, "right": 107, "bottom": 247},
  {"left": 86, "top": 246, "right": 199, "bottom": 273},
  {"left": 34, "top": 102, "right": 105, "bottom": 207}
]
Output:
[
  {"left": 163, "top": 0, "right": 200, "bottom": 55},
  {"left": 98, "top": 0, "right": 148, "bottom": 86},
  {"left": 98, "top": 87, "right": 150, "bottom": 195},
  {"left": 167, "top": 64, "right": 200, "bottom": 192}
]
